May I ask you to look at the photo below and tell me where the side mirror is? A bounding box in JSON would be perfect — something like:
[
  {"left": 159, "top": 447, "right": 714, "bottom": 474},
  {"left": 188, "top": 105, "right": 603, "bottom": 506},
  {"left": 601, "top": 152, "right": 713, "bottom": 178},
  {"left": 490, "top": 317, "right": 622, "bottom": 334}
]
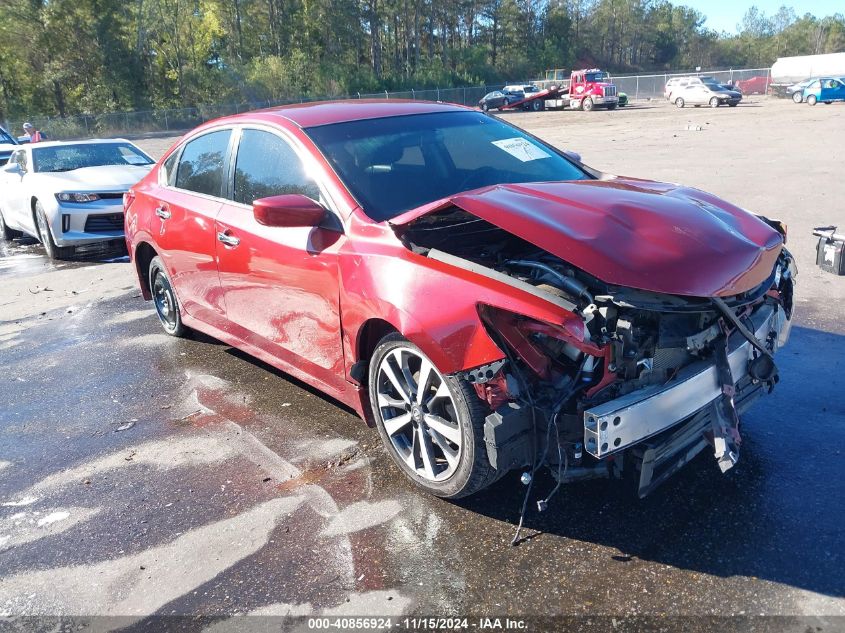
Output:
[
  {"left": 563, "top": 150, "right": 582, "bottom": 163},
  {"left": 3, "top": 163, "right": 23, "bottom": 174},
  {"left": 253, "top": 194, "right": 325, "bottom": 228}
]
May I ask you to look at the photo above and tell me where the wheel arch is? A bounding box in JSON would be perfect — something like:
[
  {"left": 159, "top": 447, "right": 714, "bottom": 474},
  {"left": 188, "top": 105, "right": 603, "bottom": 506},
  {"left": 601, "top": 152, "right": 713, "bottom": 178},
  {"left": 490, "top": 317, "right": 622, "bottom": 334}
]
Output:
[
  {"left": 30, "top": 197, "right": 40, "bottom": 232},
  {"left": 134, "top": 241, "right": 158, "bottom": 300}
]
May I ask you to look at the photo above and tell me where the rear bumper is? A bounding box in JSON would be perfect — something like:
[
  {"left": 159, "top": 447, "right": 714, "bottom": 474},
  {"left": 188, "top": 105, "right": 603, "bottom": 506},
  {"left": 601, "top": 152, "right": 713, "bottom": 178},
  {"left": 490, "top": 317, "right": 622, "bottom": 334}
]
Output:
[{"left": 583, "top": 302, "right": 790, "bottom": 459}]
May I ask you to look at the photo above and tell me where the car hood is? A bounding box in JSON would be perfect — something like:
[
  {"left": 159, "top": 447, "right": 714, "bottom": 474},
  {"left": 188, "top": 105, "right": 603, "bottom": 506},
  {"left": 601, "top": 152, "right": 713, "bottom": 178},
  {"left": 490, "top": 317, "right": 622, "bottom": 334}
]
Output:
[
  {"left": 35, "top": 164, "right": 152, "bottom": 190},
  {"left": 390, "top": 178, "right": 783, "bottom": 297},
  {"left": 0, "top": 142, "right": 18, "bottom": 152}
]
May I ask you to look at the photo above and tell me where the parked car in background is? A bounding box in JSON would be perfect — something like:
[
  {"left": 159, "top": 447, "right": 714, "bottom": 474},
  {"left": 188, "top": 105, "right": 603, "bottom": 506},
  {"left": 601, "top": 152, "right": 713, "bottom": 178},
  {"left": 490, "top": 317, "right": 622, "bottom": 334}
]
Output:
[
  {"left": 735, "top": 75, "right": 770, "bottom": 95},
  {"left": 125, "top": 100, "right": 794, "bottom": 500},
  {"left": 670, "top": 79, "right": 742, "bottom": 108},
  {"left": 664, "top": 76, "right": 719, "bottom": 99},
  {"left": 478, "top": 90, "right": 511, "bottom": 111},
  {"left": 0, "top": 139, "right": 154, "bottom": 258},
  {"left": 802, "top": 77, "right": 845, "bottom": 105},
  {"left": 0, "top": 126, "right": 19, "bottom": 165},
  {"left": 787, "top": 78, "right": 814, "bottom": 103}
]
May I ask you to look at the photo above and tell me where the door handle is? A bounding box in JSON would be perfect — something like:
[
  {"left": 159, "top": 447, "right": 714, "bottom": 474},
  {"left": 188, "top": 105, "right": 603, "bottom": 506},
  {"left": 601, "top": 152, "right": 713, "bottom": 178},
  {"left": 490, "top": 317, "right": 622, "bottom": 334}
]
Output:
[
  {"left": 155, "top": 206, "right": 171, "bottom": 220},
  {"left": 217, "top": 231, "right": 240, "bottom": 248}
]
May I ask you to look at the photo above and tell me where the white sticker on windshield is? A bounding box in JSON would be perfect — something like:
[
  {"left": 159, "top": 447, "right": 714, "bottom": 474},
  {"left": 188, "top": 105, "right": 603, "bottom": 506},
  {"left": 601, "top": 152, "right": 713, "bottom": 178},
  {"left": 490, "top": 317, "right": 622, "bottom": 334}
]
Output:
[
  {"left": 124, "top": 155, "right": 149, "bottom": 165},
  {"left": 491, "top": 137, "right": 551, "bottom": 162}
]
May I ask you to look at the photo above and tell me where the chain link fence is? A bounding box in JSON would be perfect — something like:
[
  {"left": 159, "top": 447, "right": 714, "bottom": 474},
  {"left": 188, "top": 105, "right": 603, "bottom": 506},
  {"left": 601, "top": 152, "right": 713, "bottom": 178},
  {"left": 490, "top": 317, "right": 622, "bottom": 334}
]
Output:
[
  {"left": 3, "top": 68, "right": 772, "bottom": 141},
  {"left": 611, "top": 67, "right": 771, "bottom": 100}
]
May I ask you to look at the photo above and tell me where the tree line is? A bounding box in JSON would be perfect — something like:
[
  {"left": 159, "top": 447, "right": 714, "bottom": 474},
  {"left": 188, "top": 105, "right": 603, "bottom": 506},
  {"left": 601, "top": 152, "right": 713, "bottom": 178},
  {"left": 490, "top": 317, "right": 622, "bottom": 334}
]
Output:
[{"left": 0, "top": 0, "right": 843, "bottom": 121}]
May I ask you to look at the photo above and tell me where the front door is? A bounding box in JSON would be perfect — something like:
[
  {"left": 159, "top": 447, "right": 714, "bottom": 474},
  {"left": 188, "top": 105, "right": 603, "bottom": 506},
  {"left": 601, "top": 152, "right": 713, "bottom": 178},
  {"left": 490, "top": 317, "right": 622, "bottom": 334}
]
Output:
[{"left": 215, "top": 127, "right": 346, "bottom": 394}]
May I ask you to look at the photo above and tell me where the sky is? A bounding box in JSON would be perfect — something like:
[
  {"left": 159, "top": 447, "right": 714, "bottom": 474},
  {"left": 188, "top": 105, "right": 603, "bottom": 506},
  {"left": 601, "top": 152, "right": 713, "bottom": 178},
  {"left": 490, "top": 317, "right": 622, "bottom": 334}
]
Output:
[{"left": 681, "top": 0, "right": 842, "bottom": 34}]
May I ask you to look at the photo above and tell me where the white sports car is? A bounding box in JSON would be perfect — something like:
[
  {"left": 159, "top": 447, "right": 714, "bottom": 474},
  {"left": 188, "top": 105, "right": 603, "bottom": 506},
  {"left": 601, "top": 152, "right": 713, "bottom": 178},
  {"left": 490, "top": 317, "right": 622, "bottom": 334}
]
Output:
[{"left": 0, "top": 139, "right": 154, "bottom": 259}]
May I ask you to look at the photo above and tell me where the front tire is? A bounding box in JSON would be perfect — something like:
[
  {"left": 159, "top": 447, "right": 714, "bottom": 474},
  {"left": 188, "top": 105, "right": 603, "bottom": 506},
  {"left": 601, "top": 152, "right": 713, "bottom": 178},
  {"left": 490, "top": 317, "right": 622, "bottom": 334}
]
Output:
[
  {"left": 792, "top": 91, "right": 803, "bottom": 103},
  {"left": 481, "top": 102, "right": 489, "bottom": 112},
  {"left": 368, "top": 334, "right": 496, "bottom": 498},
  {"left": 675, "top": 97, "right": 685, "bottom": 108},
  {"left": 709, "top": 97, "right": 720, "bottom": 108},
  {"left": 582, "top": 97, "right": 594, "bottom": 111},
  {"left": 807, "top": 94, "right": 817, "bottom": 106},
  {"left": 35, "top": 202, "right": 74, "bottom": 260},
  {"left": 149, "top": 255, "right": 187, "bottom": 337}
]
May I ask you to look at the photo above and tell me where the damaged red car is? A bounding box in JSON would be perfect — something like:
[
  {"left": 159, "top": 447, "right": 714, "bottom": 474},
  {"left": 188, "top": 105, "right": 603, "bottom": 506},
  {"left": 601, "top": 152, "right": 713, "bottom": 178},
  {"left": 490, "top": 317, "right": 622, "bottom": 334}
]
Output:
[{"left": 125, "top": 101, "right": 795, "bottom": 499}]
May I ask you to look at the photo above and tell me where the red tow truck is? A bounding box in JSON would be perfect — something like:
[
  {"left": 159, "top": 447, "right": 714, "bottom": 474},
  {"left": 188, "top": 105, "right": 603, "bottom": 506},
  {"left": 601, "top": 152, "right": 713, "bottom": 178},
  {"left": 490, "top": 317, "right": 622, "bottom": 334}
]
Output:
[{"left": 532, "top": 68, "right": 620, "bottom": 111}]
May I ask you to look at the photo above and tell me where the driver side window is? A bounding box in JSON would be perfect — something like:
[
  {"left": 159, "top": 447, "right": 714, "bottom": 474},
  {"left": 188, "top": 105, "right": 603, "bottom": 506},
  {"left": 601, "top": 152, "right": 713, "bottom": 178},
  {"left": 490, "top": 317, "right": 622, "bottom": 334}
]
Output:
[{"left": 233, "top": 129, "right": 320, "bottom": 205}]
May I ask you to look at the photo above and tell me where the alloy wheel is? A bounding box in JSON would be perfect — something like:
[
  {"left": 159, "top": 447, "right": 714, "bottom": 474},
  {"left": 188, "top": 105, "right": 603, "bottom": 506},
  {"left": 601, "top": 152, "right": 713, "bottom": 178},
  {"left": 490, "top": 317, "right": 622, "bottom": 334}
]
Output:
[
  {"left": 375, "top": 346, "right": 463, "bottom": 482},
  {"left": 152, "top": 270, "right": 179, "bottom": 333}
]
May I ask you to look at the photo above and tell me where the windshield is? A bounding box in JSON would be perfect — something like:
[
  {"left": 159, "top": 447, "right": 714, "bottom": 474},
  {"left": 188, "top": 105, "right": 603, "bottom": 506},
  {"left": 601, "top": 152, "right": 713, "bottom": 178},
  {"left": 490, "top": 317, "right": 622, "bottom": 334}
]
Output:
[
  {"left": 33, "top": 142, "right": 153, "bottom": 173},
  {"left": 0, "top": 127, "right": 17, "bottom": 145},
  {"left": 305, "top": 111, "right": 589, "bottom": 222},
  {"left": 585, "top": 72, "right": 607, "bottom": 82}
]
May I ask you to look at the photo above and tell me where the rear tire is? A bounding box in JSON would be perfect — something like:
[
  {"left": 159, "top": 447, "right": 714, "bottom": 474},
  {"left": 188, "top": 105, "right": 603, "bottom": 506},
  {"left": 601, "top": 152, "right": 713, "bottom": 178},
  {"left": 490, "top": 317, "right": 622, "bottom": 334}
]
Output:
[
  {"left": 0, "top": 209, "right": 23, "bottom": 241},
  {"left": 149, "top": 255, "right": 188, "bottom": 337},
  {"left": 368, "top": 334, "right": 498, "bottom": 498},
  {"left": 807, "top": 94, "right": 817, "bottom": 106},
  {"left": 675, "top": 97, "right": 685, "bottom": 108},
  {"left": 35, "top": 202, "right": 74, "bottom": 260},
  {"left": 481, "top": 102, "right": 489, "bottom": 112},
  {"left": 531, "top": 99, "right": 543, "bottom": 112}
]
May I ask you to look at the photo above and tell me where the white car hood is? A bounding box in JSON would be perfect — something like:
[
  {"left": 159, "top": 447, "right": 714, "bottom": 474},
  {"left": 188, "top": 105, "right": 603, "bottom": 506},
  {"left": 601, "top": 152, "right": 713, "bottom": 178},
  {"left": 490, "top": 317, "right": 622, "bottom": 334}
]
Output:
[
  {"left": 0, "top": 142, "right": 18, "bottom": 153},
  {"left": 36, "top": 164, "right": 152, "bottom": 191}
]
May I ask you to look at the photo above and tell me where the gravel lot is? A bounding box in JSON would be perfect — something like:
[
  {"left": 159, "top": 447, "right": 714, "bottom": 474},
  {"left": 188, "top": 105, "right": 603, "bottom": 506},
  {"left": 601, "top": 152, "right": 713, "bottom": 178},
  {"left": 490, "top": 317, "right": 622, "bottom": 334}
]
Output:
[{"left": 1, "top": 97, "right": 843, "bottom": 629}]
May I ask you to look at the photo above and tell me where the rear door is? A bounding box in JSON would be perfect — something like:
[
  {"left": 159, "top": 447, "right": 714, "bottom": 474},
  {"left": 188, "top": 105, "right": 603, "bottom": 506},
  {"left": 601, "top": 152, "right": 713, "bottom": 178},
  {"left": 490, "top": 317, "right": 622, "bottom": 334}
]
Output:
[
  {"left": 149, "top": 128, "right": 232, "bottom": 328},
  {"left": 215, "top": 126, "right": 347, "bottom": 394}
]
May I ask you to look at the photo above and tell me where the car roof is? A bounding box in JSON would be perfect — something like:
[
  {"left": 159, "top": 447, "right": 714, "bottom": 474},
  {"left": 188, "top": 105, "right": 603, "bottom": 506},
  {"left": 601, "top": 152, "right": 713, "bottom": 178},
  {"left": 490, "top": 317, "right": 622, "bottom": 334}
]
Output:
[
  {"left": 245, "top": 99, "right": 469, "bottom": 128},
  {"left": 203, "top": 99, "right": 464, "bottom": 128}
]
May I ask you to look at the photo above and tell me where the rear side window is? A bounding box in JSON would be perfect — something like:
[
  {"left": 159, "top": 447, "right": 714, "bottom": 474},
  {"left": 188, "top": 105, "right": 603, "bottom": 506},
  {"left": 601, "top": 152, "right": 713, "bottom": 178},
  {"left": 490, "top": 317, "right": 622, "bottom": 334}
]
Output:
[
  {"left": 233, "top": 129, "right": 320, "bottom": 205},
  {"left": 162, "top": 151, "right": 179, "bottom": 186},
  {"left": 175, "top": 130, "right": 231, "bottom": 197}
]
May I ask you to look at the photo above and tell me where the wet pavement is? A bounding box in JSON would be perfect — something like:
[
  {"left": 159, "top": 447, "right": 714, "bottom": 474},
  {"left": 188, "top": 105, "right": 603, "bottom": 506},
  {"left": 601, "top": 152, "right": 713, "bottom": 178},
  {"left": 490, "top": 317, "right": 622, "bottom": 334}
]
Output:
[{"left": 1, "top": 242, "right": 843, "bottom": 632}]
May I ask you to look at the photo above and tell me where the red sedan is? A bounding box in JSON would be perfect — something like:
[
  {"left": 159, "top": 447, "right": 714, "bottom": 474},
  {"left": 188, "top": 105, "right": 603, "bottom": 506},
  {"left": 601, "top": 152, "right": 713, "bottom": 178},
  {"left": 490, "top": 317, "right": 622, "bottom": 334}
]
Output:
[{"left": 125, "top": 100, "right": 795, "bottom": 499}]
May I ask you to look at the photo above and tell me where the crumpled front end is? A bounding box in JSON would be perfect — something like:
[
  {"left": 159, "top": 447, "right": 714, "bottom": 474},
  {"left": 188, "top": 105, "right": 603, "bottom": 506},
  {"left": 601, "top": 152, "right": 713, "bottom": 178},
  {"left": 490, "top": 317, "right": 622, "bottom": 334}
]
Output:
[{"left": 397, "top": 204, "right": 796, "bottom": 496}]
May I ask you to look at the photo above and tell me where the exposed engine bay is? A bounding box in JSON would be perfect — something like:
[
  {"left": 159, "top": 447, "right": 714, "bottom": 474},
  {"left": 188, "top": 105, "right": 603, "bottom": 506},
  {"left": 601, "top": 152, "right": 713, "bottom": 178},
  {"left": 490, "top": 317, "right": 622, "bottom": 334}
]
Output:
[{"left": 399, "top": 207, "right": 795, "bottom": 499}]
